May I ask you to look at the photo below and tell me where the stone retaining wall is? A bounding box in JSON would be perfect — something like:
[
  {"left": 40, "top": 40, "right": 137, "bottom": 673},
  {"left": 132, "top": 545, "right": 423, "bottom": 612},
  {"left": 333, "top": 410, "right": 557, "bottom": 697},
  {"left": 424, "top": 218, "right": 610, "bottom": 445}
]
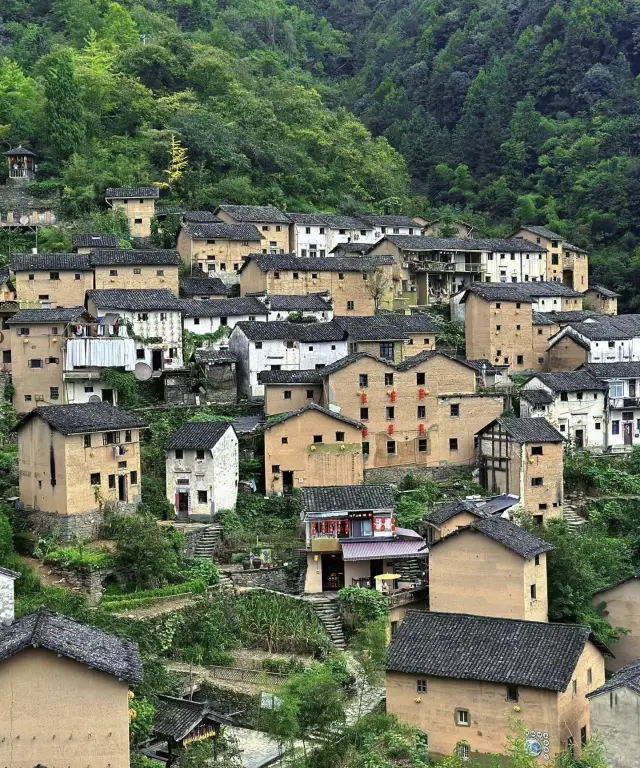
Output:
[
  {"left": 364, "top": 464, "right": 474, "bottom": 484},
  {"left": 229, "top": 566, "right": 305, "bottom": 594}
]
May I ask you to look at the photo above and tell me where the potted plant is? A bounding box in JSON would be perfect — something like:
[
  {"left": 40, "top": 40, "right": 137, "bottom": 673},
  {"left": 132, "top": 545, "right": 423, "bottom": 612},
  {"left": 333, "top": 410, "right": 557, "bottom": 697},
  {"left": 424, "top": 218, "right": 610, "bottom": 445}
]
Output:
[
  {"left": 241, "top": 559, "right": 251, "bottom": 571},
  {"left": 252, "top": 558, "right": 262, "bottom": 569}
]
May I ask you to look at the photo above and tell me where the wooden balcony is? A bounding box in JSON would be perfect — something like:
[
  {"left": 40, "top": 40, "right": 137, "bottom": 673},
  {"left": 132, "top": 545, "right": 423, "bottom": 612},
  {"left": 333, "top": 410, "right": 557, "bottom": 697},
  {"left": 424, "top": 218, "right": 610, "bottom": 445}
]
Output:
[{"left": 386, "top": 585, "right": 428, "bottom": 608}]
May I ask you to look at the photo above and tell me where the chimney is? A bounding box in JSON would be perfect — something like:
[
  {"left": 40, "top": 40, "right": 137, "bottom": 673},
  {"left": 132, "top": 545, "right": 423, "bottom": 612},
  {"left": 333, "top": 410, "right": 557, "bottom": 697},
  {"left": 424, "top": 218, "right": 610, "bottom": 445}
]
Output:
[{"left": 0, "top": 566, "right": 20, "bottom": 625}]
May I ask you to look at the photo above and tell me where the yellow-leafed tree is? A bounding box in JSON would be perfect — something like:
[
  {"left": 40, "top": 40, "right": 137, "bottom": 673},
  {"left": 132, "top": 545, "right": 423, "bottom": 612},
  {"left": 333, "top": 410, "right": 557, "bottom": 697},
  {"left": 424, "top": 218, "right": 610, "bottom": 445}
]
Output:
[{"left": 159, "top": 134, "right": 188, "bottom": 190}]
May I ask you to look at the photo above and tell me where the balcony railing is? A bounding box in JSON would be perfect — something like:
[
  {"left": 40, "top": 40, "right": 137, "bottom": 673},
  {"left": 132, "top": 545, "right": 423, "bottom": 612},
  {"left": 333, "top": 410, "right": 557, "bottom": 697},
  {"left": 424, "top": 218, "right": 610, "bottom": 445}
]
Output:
[
  {"left": 610, "top": 397, "right": 640, "bottom": 409},
  {"left": 386, "top": 585, "right": 429, "bottom": 608},
  {"left": 411, "top": 260, "right": 483, "bottom": 273}
]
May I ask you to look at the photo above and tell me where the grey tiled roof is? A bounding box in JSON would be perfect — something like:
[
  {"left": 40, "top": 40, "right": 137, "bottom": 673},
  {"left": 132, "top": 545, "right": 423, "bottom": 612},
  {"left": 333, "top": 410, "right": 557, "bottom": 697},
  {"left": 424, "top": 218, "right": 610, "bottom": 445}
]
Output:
[
  {"left": 89, "top": 249, "right": 180, "bottom": 266},
  {"left": 512, "top": 282, "right": 582, "bottom": 298},
  {"left": 518, "top": 225, "right": 562, "bottom": 240},
  {"left": 262, "top": 294, "right": 332, "bottom": 311},
  {"left": 321, "top": 214, "right": 371, "bottom": 230},
  {"left": 3, "top": 145, "right": 37, "bottom": 157},
  {"left": 16, "top": 403, "right": 146, "bottom": 435},
  {"left": 181, "top": 297, "right": 266, "bottom": 318},
  {"left": 329, "top": 242, "right": 373, "bottom": 254},
  {"left": 240, "top": 254, "right": 393, "bottom": 273},
  {"left": 395, "top": 350, "right": 476, "bottom": 372},
  {"left": 0, "top": 565, "right": 20, "bottom": 579},
  {"left": 7, "top": 307, "right": 89, "bottom": 324},
  {"left": 587, "top": 661, "right": 640, "bottom": 698},
  {"left": 532, "top": 311, "right": 558, "bottom": 326},
  {"left": 182, "top": 211, "right": 219, "bottom": 223},
  {"left": 265, "top": 403, "right": 363, "bottom": 431},
  {"left": 233, "top": 320, "right": 346, "bottom": 342},
  {"left": 521, "top": 390, "right": 553, "bottom": 405},
  {"left": 462, "top": 358, "right": 507, "bottom": 374},
  {"left": 564, "top": 242, "right": 589, "bottom": 255},
  {"left": 105, "top": 187, "right": 159, "bottom": 198},
  {"left": 545, "top": 310, "right": 600, "bottom": 324},
  {"left": 154, "top": 696, "right": 233, "bottom": 741},
  {"left": 334, "top": 314, "right": 439, "bottom": 341},
  {"left": 357, "top": 215, "right": 419, "bottom": 228},
  {"left": 12, "top": 253, "right": 90, "bottom": 271},
  {"left": 285, "top": 212, "right": 331, "bottom": 226},
  {"left": 87, "top": 289, "right": 184, "bottom": 311},
  {"left": 425, "top": 499, "right": 486, "bottom": 525},
  {"left": 0, "top": 608, "right": 142, "bottom": 683},
  {"left": 438, "top": 517, "right": 554, "bottom": 558},
  {"left": 563, "top": 317, "right": 640, "bottom": 341},
  {"left": 72, "top": 234, "right": 118, "bottom": 249},
  {"left": 166, "top": 421, "right": 233, "bottom": 450},
  {"left": 527, "top": 372, "right": 606, "bottom": 392},
  {"left": 589, "top": 284, "right": 619, "bottom": 298},
  {"left": 482, "top": 417, "right": 564, "bottom": 443},
  {"left": 387, "top": 611, "right": 591, "bottom": 691},
  {"left": 317, "top": 352, "right": 390, "bottom": 376},
  {"left": 380, "top": 235, "right": 546, "bottom": 253},
  {"left": 180, "top": 277, "right": 229, "bottom": 297},
  {"left": 216, "top": 204, "right": 290, "bottom": 224},
  {"left": 181, "top": 222, "right": 262, "bottom": 241},
  {"left": 258, "top": 369, "right": 323, "bottom": 384},
  {"left": 193, "top": 349, "right": 237, "bottom": 364},
  {"left": 584, "top": 362, "right": 640, "bottom": 379},
  {"left": 301, "top": 485, "right": 395, "bottom": 515},
  {"left": 461, "top": 283, "right": 533, "bottom": 303}
]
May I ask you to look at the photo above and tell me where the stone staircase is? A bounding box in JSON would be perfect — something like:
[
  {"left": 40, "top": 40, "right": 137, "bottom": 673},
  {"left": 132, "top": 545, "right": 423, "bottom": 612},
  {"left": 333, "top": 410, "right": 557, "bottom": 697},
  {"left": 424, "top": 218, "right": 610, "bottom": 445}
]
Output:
[
  {"left": 217, "top": 570, "right": 235, "bottom": 593},
  {"left": 307, "top": 596, "right": 346, "bottom": 650},
  {"left": 193, "top": 525, "right": 223, "bottom": 558},
  {"left": 563, "top": 503, "right": 587, "bottom": 534}
]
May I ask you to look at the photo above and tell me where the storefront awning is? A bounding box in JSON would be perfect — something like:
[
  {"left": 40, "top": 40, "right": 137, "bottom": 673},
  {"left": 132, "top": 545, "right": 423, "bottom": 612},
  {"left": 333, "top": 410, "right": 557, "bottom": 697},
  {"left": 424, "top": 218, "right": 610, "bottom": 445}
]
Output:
[{"left": 341, "top": 539, "right": 427, "bottom": 561}]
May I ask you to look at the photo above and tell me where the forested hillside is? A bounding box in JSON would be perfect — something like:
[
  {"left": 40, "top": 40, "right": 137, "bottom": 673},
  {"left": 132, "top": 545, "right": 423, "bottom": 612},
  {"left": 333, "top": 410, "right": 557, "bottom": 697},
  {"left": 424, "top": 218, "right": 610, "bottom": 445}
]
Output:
[{"left": 2, "top": 0, "right": 640, "bottom": 303}]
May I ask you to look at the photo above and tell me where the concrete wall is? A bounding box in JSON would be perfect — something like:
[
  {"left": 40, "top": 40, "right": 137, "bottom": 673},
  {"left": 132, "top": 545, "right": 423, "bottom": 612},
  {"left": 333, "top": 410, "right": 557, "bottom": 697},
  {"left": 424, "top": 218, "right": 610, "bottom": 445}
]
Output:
[
  {"left": 590, "top": 686, "right": 640, "bottom": 768},
  {"left": 593, "top": 579, "right": 640, "bottom": 671},
  {"left": 429, "top": 529, "right": 548, "bottom": 621},
  {"left": 0, "top": 647, "right": 131, "bottom": 768},
  {"left": 184, "top": 313, "right": 267, "bottom": 335},
  {"left": 93, "top": 264, "right": 179, "bottom": 296},
  {"left": 14, "top": 269, "right": 92, "bottom": 308},
  {"left": 264, "top": 409, "right": 363, "bottom": 494}
]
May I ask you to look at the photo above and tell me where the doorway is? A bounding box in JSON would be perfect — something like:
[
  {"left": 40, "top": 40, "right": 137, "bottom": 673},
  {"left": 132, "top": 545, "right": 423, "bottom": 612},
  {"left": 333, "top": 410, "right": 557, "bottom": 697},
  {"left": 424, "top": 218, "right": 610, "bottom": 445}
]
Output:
[
  {"left": 177, "top": 491, "right": 189, "bottom": 517},
  {"left": 118, "top": 474, "right": 127, "bottom": 502},
  {"left": 624, "top": 422, "right": 634, "bottom": 446},
  {"left": 152, "top": 349, "right": 163, "bottom": 371},
  {"left": 102, "top": 388, "right": 114, "bottom": 404},
  {"left": 282, "top": 470, "right": 294, "bottom": 495},
  {"left": 574, "top": 429, "right": 584, "bottom": 449},
  {"left": 321, "top": 553, "right": 344, "bottom": 591}
]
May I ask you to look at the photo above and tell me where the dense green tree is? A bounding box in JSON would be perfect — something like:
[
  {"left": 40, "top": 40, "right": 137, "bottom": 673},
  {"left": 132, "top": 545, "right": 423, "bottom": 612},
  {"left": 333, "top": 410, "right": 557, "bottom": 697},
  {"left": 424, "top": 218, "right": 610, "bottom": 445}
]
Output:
[{"left": 42, "top": 48, "right": 85, "bottom": 161}]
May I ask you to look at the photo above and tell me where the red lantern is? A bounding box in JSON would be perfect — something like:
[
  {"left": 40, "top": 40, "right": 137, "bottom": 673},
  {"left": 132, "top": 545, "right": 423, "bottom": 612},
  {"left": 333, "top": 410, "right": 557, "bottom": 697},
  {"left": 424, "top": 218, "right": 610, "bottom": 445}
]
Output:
[
  {"left": 361, "top": 392, "right": 367, "bottom": 404},
  {"left": 419, "top": 388, "right": 425, "bottom": 400},
  {"left": 328, "top": 520, "right": 334, "bottom": 535},
  {"left": 388, "top": 424, "right": 394, "bottom": 435},
  {"left": 391, "top": 517, "right": 396, "bottom": 531},
  {"left": 390, "top": 390, "right": 397, "bottom": 402},
  {"left": 337, "top": 520, "right": 341, "bottom": 535},
  {"left": 363, "top": 427, "right": 368, "bottom": 437},
  {"left": 345, "top": 520, "right": 350, "bottom": 535},
  {"left": 312, "top": 521, "right": 317, "bottom": 537},
  {"left": 419, "top": 423, "right": 426, "bottom": 435},
  {"left": 321, "top": 521, "right": 326, "bottom": 535}
]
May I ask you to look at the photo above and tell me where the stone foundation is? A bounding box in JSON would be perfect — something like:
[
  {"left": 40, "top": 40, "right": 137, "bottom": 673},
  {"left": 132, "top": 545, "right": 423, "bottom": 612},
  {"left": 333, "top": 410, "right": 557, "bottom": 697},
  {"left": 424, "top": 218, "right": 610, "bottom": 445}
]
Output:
[
  {"left": 364, "top": 464, "right": 474, "bottom": 484},
  {"left": 17, "top": 505, "right": 105, "bottom": 542},
  {"left": 230, "top": 566, "right": 306, "bottom": 595}
]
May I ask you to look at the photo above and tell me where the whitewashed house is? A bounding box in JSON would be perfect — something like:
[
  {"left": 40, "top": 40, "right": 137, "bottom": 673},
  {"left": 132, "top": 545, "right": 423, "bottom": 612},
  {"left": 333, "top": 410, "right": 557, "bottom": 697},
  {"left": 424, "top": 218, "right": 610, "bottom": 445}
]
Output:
[
  {"left": 287, "top": 213, "right": 376, "bottom": 257},
  {"left": 548, "top": 315, "right": 640, "bottom": 364},
  {"left": 253, "top": 293, "right": 333, "bottom": 321},
  {"left": 86, "top": 290, "right": 184, "bottom": 375},
  {"left": 165, "top": 422, "right": 238, "bottom": 521},
  {"left": 182, "top": 297, "right": 267, "bottom": 335},
  {"left": 356, "top": 214, "right": 421, "bottom": 240},
  {"left": 520, "top": 372, "right": 607, "bottom": 450},
  {"left": 584, "top": 362, "right": 640, "bottom": 452},
  {"left": 228, "top": 320, "right": 348, "bottom": 398}
]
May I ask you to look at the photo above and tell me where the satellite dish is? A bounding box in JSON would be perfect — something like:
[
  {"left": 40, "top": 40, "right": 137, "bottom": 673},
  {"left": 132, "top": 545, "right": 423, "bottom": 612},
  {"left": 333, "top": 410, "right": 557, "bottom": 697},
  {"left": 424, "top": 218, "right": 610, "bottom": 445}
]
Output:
[
  {"left": 88, "top": 394, "right": 102, "bottom": 403},
  {"left": 135, "top": 361, "right": 153, "bottom": 381},
  {"left": 19, "top": 215, "right": 30, "bottom": 225}
]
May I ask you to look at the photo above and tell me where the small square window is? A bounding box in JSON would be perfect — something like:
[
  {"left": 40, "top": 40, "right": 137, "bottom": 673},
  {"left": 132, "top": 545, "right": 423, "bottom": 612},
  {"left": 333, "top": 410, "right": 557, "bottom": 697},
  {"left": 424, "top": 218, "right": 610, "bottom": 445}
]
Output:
[
  {"left": 130, "top": 471, "right": 138, "bottom": 485},
  {"left": 134, "top": 268, "right": 141, "bottom": 275},
  {"left": 50, "top": 271, "right": 59, "bottom": 280},
  {"left": 306, "top": 390, "right": 314, "bottom": 399},
  {"left": 417, "top": 679, "right": 427, "bottom": 693},
  {"left": 338, "top": 273, "right": 344, "bottom": 280},
  {"left": 516, "top": 355, "right": 524, "bottom": 365},
  {"left": 255, "top": 342, "right": 263, "bottom": 349},
  {"left": 84, "top": 434, "right": 92, "bottom": 448},
  {"left": 49, "top": 386, "right": 59, "bottom": 400},
  {"left": 313, "top": 435, "right": 323, "bottom": 443},
  {"left": 418, "top": 438, "right": 427, "bottom": 452},
  {"left": 281, "top": 437, "right": 288, "bottom": 444},
  {"left": 293, "top": 272, "right": 299, "bottom": 280},
  {"left": 387, "top": 440, "right": 396, "bottom": 455},
  {"left": 385, "top": 373, "right": 394, "bottom": 386},
  {"left": 359, "top": 374, "right": 368, "bottom": 388},
  {"left": 157, "top": 270, "right": 164, "bottom": 276},
  {"left": 449, "top": 438, "right": 458, "bottom": 451},
  {"left": 538, "top": 329, "right": 543, "bottom": 335},
  {"left": 272, "top": 465, "right": 280, "bottom": 474},
  {"left": 362, "top": 441, "right": 369, "bottom": 455},
  {"left": 196, "top": 449, "right": 205, "bottom": 460},
  {"left": 535, "top": 554, "right": 540, "bottom": 565},
  {"left": 530, "top": 583, "right": 537, "bottom": 600},
  {"left": 125, "top": 430, "right": 132, "bottom": 443},
  {"left": 24, "top": 395, "right": 32, "bottom": 401},
  {"left": 417, "top": 373, "right": 425, "bottom": 386},
  {"left": 90, "top": 473, "right": 101, "bottom": 486},
  {"left": 587, "top": 668, "right": 592, "bottom": 686},
  {"left": 506, "top": 684, "right": 519, "bottom": 702},
  {"left": 450, "top": 404, "right": 459, "bottom": 417},
  {"left": 386, "top": 406, "right": 395, "bottom": 419},
  {"left": 108, "top": 474, "right": 116, "bottom": 490},
  {"left": 456, "top": 710, "right": 470, "bottom": 727},
  {"left": 110, "top": 269, "right": 118, "bottom": 277},
  {"left": 198, "top": 490, "right": 208, "bottom": 504},
  {"left": 134, "top": 218, "right": 143, "bottom": 224},
  {"left": 572, "top": 680, "right": 577, "bottom": 697},
  {"left": 335, "top": 431, "right": 345, "bottom": 442},
  {"left": 28, "top": 274, "right": 34, "bottom": 281},
  {"left": 284, "top": 390, "right": 292, "bottom": 400},
  {"left": 286, "top": 340, "right": 294, "bottom": 349},
  {"left": 347, "top": 300, "right": 355, "bottom": 310},
  {"left": 417, "top": 405, "right": 426, "bottom": 419},
  {"left": 531, "top": 446, "right": 543, "bottom": 455},
  {"left": 531, "top": 477, "right": 543, "bottom": 486},
  {"left": 360, "top": 407, "right": 368, "bottom": 420}
]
